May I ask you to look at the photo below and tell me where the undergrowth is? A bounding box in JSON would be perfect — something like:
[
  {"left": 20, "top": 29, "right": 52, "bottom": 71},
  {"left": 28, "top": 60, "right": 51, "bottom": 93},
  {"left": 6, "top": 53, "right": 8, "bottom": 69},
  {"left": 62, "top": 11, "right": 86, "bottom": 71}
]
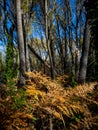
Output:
[{"left": 0, "top": 71, "right": 98, "bottom": 130}]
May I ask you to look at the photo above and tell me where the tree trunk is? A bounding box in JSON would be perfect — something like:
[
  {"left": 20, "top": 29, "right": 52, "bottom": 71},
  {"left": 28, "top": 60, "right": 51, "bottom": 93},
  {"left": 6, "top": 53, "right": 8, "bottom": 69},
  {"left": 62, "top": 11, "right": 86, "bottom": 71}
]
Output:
[
  {"left": 56, "top": 19, "right": 64, "bottom": 74},
  {"left": 45, "top": 0, "right": 55, "bottom": 79},
  {"left": 16, "top": 0, "right": 26, "bottom": 85},
  {"left": 78, "top": 19, "right": 90, "bottom": 84},
  {"left": 22, "top": 13, "right": 31, "bottom": 72},
  {"left": 75, "top": 48, "right": 80, "bottom": 81}
]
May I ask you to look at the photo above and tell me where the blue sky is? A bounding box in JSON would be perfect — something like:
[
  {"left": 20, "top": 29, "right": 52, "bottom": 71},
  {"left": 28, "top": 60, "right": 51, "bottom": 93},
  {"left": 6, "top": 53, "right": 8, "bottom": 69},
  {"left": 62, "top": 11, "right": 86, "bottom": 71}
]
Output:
[
  {"left": 0, "top": 45, "right": 4, "bottom": 51},
  {"left": 0, "top": 44, "right": 5, "bottom": 56},
  {"left": 0, "top": 0, "right": 85, "bottom": 56}
]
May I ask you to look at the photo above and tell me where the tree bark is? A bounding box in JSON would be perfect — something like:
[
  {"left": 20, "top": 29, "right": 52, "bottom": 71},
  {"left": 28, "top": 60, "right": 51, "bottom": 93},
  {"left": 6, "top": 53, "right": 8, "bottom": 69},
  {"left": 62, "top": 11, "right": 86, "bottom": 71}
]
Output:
[
  {"left": 45, "top": 0, "right": 55, "bottom": 79},
  {"left": 28, "top": 44, "right": 51, "bottom": 70},
  {"left": 16, "top": 0, "right": 26, "bottom": 85},
  {"left": 78, "top": 19, "right": 90, "bottom": 84},
  {"left": 22, "top": 13, "right": 30, "bottom": 72}
]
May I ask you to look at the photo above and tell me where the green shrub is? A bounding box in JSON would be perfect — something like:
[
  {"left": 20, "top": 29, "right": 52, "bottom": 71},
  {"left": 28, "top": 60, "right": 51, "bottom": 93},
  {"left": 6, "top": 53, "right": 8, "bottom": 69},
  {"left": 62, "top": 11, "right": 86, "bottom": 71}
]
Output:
[{"left": 11, "top": 88, "right": 27, "bottom": 110}]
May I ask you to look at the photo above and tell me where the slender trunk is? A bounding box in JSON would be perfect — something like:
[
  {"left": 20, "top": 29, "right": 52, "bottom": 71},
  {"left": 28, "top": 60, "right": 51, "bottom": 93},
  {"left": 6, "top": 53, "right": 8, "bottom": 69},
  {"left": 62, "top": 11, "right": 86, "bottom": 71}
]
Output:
[
  {"left": 28, "top": 44, "right": 51, "bottom": 72},
  {"left": 57, "top": 19, "right": 64, "bottom": 74},
  {"left": 25, "top": 0, "right": 30, "bottom": 72},
  {"left": 78, "top": 19, "right": 90, "bottom": 84},
  {"left": 16, "top": 0, "right": 26, "bottom": 85},
  {"left": 75, "top": 48, "right": 80, "bottom": 81},
  {"left": 63, "top": 34, "right": 67, "bottom": 74},
  {"left": 22, "top": 13, "right": 30, "bottom": 72},
  {"left": 75, "top": 23, "right": 79, "bottom": 80},
  {"left": 69, "top": 29, "right": 75, "bottom": 79},
  {"left": 45, "top": 0, "right": 55, "bottom": 79}
]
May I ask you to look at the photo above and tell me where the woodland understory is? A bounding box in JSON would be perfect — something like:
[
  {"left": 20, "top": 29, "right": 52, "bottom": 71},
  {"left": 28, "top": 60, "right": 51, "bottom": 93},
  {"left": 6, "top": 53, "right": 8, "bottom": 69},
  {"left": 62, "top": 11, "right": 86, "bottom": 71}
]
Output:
[{"left": 0, "top": 72, "right": 98, "bottom": 130}]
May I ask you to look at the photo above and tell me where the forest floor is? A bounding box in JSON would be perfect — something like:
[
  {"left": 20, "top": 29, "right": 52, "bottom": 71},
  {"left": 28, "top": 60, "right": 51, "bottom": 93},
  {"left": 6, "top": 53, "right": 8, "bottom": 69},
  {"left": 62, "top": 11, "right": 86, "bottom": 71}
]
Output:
[{"left": 0, "top": 71, "right": 98, "bottom": 130}]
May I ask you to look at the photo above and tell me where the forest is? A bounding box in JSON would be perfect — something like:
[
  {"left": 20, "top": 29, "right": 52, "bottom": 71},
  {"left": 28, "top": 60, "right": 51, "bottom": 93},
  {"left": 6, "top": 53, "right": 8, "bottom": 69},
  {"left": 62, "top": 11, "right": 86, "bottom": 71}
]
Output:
[{"left": 0, "top": 0, "right": 98, "bottom": 129}]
